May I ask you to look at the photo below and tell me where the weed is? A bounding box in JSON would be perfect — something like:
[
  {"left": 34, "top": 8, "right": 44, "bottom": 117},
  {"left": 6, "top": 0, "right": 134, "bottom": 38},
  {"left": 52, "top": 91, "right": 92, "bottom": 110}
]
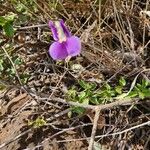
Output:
[
  {"left": 28, "top": 117, "right": 46, "bottom": 128},
  {"left": 0, "top": 55, "right": 29, "bottom": 86},
  {"left": 0, "top": 13, "right": 16, "bottom": 37},
  {"left": 66, "top": 77, "right": 150, "bottom": 115}
]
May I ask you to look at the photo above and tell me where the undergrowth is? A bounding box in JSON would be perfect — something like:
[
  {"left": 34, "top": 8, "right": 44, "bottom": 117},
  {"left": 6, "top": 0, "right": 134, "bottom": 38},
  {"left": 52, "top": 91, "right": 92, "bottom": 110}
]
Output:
[{"left": 0, "top": 0, "right": 150, "bottom": 150}]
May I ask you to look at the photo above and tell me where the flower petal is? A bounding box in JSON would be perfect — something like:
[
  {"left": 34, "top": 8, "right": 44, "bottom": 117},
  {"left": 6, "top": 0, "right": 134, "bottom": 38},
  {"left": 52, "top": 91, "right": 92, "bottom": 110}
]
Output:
[
  {"left": 65, "top": 36, "right": 81, "bottom": 56},
  {"left": 49, "top": 42, "right": 68, "bottom": 60},
  {"left": 60, "top": 20, "right": 71, "bottom": 38},
  {"left": 48, "top": 21, "right": 58, "bottom": 41}
]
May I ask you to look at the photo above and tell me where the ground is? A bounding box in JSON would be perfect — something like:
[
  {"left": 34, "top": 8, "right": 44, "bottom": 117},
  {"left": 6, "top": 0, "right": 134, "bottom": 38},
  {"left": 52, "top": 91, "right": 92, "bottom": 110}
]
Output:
[{"left": 0, "top": 0, "right": 150, "bottom": 150}]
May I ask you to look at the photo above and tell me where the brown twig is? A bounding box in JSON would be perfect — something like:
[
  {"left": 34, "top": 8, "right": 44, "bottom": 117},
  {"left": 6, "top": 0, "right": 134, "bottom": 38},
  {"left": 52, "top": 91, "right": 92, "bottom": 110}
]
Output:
[
  {"left": 55, "top": 120, "right": 150, "bottom": 143},
  {"left": 88, "top": 107, "right": 101, "bottom": 150},
  {"left": 35, "top": 96, "right": 139, "bottom": 110},
  {"left": 16, "top": 24, "right": 48, "bottom": 30}
]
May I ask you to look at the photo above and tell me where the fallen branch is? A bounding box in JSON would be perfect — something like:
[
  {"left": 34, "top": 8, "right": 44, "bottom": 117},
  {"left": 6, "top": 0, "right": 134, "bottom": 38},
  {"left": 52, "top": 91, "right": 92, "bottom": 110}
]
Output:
[{"left": 88, "top": 108, "right": 101, "bottom": 150}]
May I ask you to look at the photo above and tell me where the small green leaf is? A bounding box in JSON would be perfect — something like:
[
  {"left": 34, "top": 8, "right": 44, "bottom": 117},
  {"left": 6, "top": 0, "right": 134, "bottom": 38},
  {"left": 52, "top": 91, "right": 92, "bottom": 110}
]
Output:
[
  {"left": 67, "top": 88, "right": 77, "bottom": 101},
  {"left": 138, "top": 91, "right": 145, "bottom": 99},
  {"left": 72, "top": 106, "right": 85, "bottom": 115},
  {"left": 79, "top": 91, "right": 86, "bottom": 100},
  {"left": 34, "top": 117, "right": 46, "bottom": 127},
  {"left": 5, "top": 13, "right": 16, "bottom": 22},
  {"left": 82, "top": 98, "right": 89, "bottom": 105},
  {"left": 90, "top": 96, "right": 100, "bottom": 105},
  {"left": 115, "top": 86, "right": 122, "bottom": 94},
  {"left": 0, "top": 16, "right": 6, "bottom": 26},
  {"left": 119, "top": 77, "right": 126, "bottom": 86},
  {"left": 105, "top": 83, "right": 111, "bottom": 90},
  {"left": 14, "top": 57, "right": 23, "bottom": 65},
  {"left": 127, "top": 91, "right": 138, "bottom": 98},
  {"left": 136, "top": 83, "right": 142, "bottom": 89},
  {"left": 29, "top": 117, "right": 46, "bottom": 128},
  {"left": 79, "top": 80, "right": 89, "bottom": 89},
  {"left": 142, "top": 79, "right": 150, "bottom": 87},
  {"left": 20, "top": 73, "right": 30, "bottom": 84},
  {"left": 3, "top": 22, "right": 14, "bottom": 37},
  {"left": 141, "top": 89, "right": 150, "bottom": 98}
]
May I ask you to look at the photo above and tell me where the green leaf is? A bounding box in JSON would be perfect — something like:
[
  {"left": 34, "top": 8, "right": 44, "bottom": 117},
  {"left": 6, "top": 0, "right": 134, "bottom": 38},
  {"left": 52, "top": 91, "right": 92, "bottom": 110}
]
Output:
[
  {"left": 115, "top": 86, "right": 122, "bottom": 94},
  {"left": 79, "top": 80, "right": 89, "bottom": 89},
  {"left": 67, "top": 88, "right": 77, "bottom": 101},
  {"left": 79, "top": 91, "right": 86, "bottom": 100},
  {"left": 82, "top": 98, "right": 89, "bottom": 105},
  {"left": 79, "top": 80, "right": 96, "bottom": 90},
  {"left": 79, "top": 80, "right": 86, "bottom": 89},
  {"left": 90, "top": 97, "right": 99, "bottom": 104},
  {"left": 90, "top": 82, "right": 97, "bottom": 90},
  {"left": 0, "top": 16, "right": 6, "bottom": 26},
  {"left": 79, "top": 91, "right": 89, "bottom": 103},
  {"left": 141, "top": 89, "right": 150, "bottom": 98},
  {"left": 136, "top": 83, "right": 142, "bottom": 89},
  {"left": 14, "top": 57, "right": 23, "bottom": 65},
  {"left": 3, "top": 22, "right": 14, "bottom": 37},
  {"left": 33, "top": 117, "right": 46, "bottom": 128},
  {"left": 138, "top": 91, "right": 145, "bottom": 99},
  {"left": 119, "top": 77, "right": 126, "bottom": 86},
  {"left": 5, "top": 13, "right": 16, "bottom": 22},
  {"left": 28, "top": 117, "right": 46, "bottom": 128},
  {"left": 20, "top": 73, "right": 30, "bottom": 84},
  {"left": 142, "top": 79, "right": 150, "bottom": 87},
  {"left": 72, "top": 106, "right": 85, "bottom": 115},
  {"left": 127, "top": 91, "right": 138, "bottom": 98},
  {"left": 105, "top": 83, "right": 111, "bottom": 90}
]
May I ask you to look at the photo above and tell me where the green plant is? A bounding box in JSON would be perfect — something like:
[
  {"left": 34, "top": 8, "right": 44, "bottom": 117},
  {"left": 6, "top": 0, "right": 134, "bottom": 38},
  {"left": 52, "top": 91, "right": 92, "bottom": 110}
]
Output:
[
  {"left": 66, "top": 77, "right": 150, "bottom": 116},
  {"left": 28, "top": 117, "right": 46, "bottom": 128},
  {"left": 127, "top": 79, "right": 150, "bottom": 99},
  {"left": 0, "top": 55, "right": 29, "bottom": 86},
  {"left": 11, "top": 0, "right": 38, "bottom": 14},
  {"left": 0, "top": 13, "right": 16, "bottom": 37}
]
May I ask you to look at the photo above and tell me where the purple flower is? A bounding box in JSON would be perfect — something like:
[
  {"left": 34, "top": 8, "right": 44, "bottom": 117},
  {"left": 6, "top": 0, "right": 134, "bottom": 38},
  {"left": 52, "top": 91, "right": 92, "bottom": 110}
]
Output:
[{"left": 48, "top": 20, "right": 81, "bottom": 60}]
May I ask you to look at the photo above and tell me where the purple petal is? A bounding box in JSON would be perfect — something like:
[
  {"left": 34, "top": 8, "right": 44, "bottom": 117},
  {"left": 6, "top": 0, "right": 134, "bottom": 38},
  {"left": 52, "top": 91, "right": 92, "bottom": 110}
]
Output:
[
  {"left": 60, "top": 20, "right": 71, "bottom": 38},
  {"left": 48, "top": 21, "right": 58, "bottom": 41},
  {"left": 65, "top": 36, "right": 81, "bottom": 56},
  {"left": 49, "top": 42, "right": 68, "bottom": 60}
]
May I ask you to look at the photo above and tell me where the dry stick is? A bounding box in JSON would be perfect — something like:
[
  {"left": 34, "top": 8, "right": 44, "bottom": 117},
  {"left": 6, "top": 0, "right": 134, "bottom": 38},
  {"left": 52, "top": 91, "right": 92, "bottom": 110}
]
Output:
[
  {"left": 39, "top": 96, "right": 138, "bottom": 110},
  {"left": 56, "top": 120, "right": 150, "bottom": 143},
  {"left": 88, "top": 107, "right": 101, "bottom": 150},
  {"left": 49, "top": 123, "right": 93, "bottom": 140},
  {"left": 16, "top": 24, "right": 48, "bottom": 30},
  {"left": 46, "top": 108, "right": 71, "bottom": 122}
]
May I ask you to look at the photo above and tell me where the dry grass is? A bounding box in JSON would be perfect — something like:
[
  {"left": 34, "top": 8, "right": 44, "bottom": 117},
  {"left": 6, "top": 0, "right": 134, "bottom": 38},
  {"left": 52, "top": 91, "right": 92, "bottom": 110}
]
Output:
[{"left": 0, "top": 0, "right": 150, "bottom": 149}]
